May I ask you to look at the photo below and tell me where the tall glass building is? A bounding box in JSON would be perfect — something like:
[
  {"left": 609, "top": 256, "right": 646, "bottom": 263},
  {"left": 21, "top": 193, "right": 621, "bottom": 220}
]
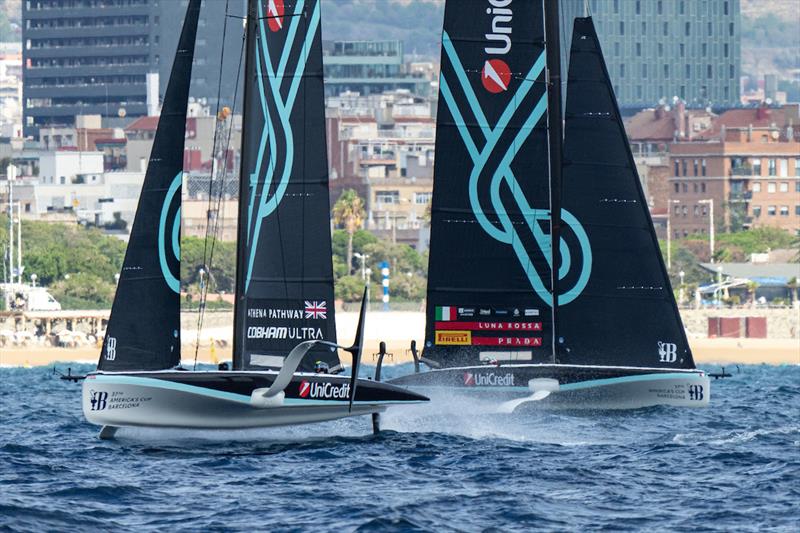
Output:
[{"left": 580, "top": 0, "right": 741, "bottom": 109}]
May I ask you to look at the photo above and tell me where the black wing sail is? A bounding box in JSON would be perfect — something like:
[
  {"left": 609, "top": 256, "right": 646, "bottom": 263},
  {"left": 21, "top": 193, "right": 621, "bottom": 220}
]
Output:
[
  {"left": 423, "top": 0, "right": 570, "bottom": 367},
  {"left": 98, "top": 0, "right": 200, "bottom": 371},
  {"left": 558, "top": 17, "right": 695, "bottom": 369},
  {"left": 232, "top": 0, "right": 338, "bottom": 371}
]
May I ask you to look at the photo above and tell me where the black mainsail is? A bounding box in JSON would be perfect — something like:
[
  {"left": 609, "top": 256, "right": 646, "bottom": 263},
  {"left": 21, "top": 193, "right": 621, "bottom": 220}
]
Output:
[
  {"left": 232, "top": 0, "right": 338, "bottom": 371},
  {"left": 558, "top": 17, "right": 695, "bottom": 369},
  {"left": 424, "top": 0, "right": 586, "bottom": 366},
  {"left": 98, "top": 0, "right": 200, "bottom": 371}
]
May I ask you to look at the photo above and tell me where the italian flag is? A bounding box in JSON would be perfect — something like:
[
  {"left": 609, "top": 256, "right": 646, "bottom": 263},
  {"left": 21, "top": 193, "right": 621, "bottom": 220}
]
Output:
[{"left": 435, "top": 306, "right": 456, "bottom": 321}]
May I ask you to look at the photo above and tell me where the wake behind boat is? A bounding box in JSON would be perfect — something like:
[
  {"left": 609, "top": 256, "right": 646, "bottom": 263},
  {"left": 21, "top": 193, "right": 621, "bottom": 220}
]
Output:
[
  {"left": 388, "top": 1, "right": 709, "bottom": 409},
  {"left": 81, "top": 0, "right": 426, "bottom": 439}
]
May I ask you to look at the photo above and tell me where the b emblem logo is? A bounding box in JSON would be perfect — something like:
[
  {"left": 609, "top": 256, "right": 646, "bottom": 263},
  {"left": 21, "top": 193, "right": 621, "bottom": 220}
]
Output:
[
  {"left": 105, "top": 336, "right": 117, "bottom": 361},
  {"left": 90, "top": 390, "right": 108, "bottom": 411},
  {"left": 658, "top": 341, "right": 677, "bottom": 363},
  {"left": 688, "top": 385, "right": 704, "bottom": 401}
]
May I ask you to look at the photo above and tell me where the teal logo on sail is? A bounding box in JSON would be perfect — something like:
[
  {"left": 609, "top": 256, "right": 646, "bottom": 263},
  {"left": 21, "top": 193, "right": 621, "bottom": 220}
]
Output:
[
  {"left": 158, "top": 172, "right": 181, "bottom": 294},
  {"left": 439, "top": 31, "right": 592, "bottom": 306},
  {"left": 244, "top": 0, "right": 320, "bottom": 291}
]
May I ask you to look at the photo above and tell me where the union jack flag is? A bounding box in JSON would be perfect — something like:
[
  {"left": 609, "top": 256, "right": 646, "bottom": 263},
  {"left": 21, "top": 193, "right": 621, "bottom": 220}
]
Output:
[{"left": 304, "top": 300, "right": 327, "bottom": 320}]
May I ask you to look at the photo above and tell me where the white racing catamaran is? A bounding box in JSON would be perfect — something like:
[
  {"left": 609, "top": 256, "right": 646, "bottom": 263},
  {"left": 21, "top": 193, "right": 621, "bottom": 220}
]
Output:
[
  {"left": 388, "top": 0, "right": 709, "bottom": 409},
  {"left": 80, "top": 0, "right": 426, "bottom": 439}
]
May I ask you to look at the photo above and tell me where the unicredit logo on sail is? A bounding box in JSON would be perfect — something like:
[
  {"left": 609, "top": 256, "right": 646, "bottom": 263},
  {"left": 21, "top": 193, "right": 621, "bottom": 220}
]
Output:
[{"left": 482, "top": 0, "right": 512, "bottom": 93}]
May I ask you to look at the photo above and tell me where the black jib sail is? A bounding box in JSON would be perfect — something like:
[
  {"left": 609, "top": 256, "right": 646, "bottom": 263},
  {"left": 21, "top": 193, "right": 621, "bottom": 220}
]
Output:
[
  {"left": 232, "top": 0, "right": 338, "bottom": 371},
  {"left": 423, "top": 0, "right": 581, "bottom": 367},
  {"left": 98, "top": 0, "right": 200, "bottom": 372},
  {"left": 557, "top": 17, "right": 695, "bottom": 369}
]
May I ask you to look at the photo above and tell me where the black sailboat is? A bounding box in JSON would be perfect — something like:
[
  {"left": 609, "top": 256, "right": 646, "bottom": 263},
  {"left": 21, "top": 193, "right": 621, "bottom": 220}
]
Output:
[
  {"left": 82, "top": 0, "right": 426, "bottom": 438},
  {"left": 389, "top": 1, "right": 709, "bottom": 409}
]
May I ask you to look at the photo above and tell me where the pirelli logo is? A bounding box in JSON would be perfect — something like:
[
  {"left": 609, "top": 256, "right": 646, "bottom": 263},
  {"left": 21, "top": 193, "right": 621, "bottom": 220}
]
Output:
[{"left": 435, "top": 330, "right": 472, "bottom": 345}]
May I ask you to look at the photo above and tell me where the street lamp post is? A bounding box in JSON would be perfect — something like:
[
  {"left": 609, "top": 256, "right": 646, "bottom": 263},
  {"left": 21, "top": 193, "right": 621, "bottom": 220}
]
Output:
[
  {"left": 666, "top": 199, "right": 681, "bottom": 270},
  {"left": 698, "top": 198, "right": 714, "bottom": 262},
  {"left": 679, "top": 270, "right": 685, "bottom": 306}
]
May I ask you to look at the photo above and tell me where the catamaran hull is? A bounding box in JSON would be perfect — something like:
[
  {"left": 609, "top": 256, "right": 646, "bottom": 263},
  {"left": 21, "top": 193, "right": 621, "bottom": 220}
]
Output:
[
  {"left": 388, "top": 364, "right": 710, "bottom": 410},
  {"left": 82, "top": 371, "right": 427, "bottom": 430}
]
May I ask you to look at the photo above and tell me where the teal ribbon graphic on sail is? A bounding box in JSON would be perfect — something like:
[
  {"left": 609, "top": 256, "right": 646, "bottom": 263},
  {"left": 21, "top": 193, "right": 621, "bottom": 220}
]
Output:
[
  {"left": 245, "top": 0, "right": 319, "bottom": 291},
  {"left": 158, "top": 172, "right": 181, "bottom": 294},
  {"left": 439, "top": 31, "right": 592, "bottom": 306}
]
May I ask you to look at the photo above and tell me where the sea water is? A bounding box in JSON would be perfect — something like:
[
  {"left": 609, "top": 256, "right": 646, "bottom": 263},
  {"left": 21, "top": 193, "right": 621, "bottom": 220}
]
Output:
[{"left": 1, "top": 363, "right": 798, "bottom": 531}]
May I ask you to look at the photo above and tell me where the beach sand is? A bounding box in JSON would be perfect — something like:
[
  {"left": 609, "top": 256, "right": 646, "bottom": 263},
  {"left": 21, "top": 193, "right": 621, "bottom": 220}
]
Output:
[{"left": 2, "top": 337, "right": 797, "bottom": 368}]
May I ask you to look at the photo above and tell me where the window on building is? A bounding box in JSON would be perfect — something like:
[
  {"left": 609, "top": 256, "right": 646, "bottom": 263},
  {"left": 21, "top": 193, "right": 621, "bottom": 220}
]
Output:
[
  {"left": 620, "top": 64, "right": 625, "bottom": 78},
  {"left": 682, "top": 183, "right": 688, "bottom": 193},
  {"left": 779, "top": 159, "right": 788, "bottom": 177},
  {"left": 641, "top": 64, "right": 647, "bottom": 78},
  {"left": 707, "top": 22, "right": 713, "bottom": 36},
  {"left": 658, "top": 43, "right": 664, "bottom": 57},
  {"left": 685, "top": 64, "right": 691, "bottom": 78},
  {"left": 701, "top": 159, "right": 707, "bottom": 176},
  {"left": 702, "top": 205, "right": 708, "bottom": 216},
  {"left": 753, "top": 206, "right": 761, "bottom": 217},
  {"left": 795, "top": 205, "right": 800, "bottom": 216},
  {"left": 796, "top": 182, "right": 800, "bottom": 192},
  {"left": 674, "top": 205, "right": 681, "bottom": 215},
  {"left": 614, "top": 42, "right": 620, "bottom": 56},
  {"left": 702, "top": 43, "right": 707, "bottom": 56},
  {"left": 779, "top": 182, "right": 789, "bottom": 192},
  {"left": 701, "top": 183, "right": 706, "bottom": 193},
  {"left": 693, "top": 205, "right": 700, "bottom": 216},
  {"left": 613, "top": 0, "right": 619, "bottom": 13},
  {"left": 682, "top": 160, "right": 687, "bottom": 176},
  {"left": 767, "top": 206, "right": 776, "bottom": 216},
  {"left": 693, "top": 183, "right": 698, "bottom": 193},
  {"left": 682, "top": 206, "right": 688, "bottom": 216},
  {"left": 635, "top": 1, "right": 641, "bottom": 14},
  {"left": 753, "top": 182, "right": 761, "bottom": 193},
  {"left": 724, "top": 1, "right": 729, "bottom": 15},
  {"left": 768, "top": 159, "right": 776, "bottom": 176},
  {"left": 414, "top": 192, "right": 431, "bottom": 204},
  {"left": 641, "top": 21, "right": 646, "bottom": 33},
  {"left": 674, "top": 161, "right": 680, "bottom": 176},
  {"left": 657, "top": 1, "right": 663, "bottom": 15},
  {"left": 754, "top": 159, "right": 762, "bottom": 175},
  {"left": 620, "top": 21, "right": 625, "bottom": 35},
  {"left": 375, "top": 190, "right": 400, "bottom": 204},
  {"left": 664, "top": 22, "right": 669, "bottom": 36},
  {"left": 707, "top": 65, "right": 712, "bottom": 79},
  {"left": 664, "top": 64, "right": 669, "bottom": 78},
  {"left": 693, "top": 159, "right": 698, "bottom": 176},
  {"left": 636, "top": 85, "right": 642, "bottom": 98},
  {"left": 636, "top": 43, "right": 641, "bottom": 57},
  {"left": 685, "top": 22, "right": 690, "bottom": 36},
  {"left": 729, "top": 22, "right": 734, "bottom": 36},
  {"left": 724, "top": 43, "right": 729, "bottom": 58},
  {"left": 780, "top": 206, "right": 789, "bottom": 216},
  {"left": 795, "top": 158, "right": 800, "bottom": 176},
  {"left": 679, "top": 1, "right": 685, "bottom": 15},
  {"left": 679, "top": 43, "right": 685, "bottom": 57},
  {"left": 767, "top": 182, "right": 776, "bottom": 193}
]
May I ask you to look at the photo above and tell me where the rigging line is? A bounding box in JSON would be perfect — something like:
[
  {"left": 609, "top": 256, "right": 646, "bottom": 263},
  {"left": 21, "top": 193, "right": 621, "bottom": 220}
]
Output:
[{"left": 193, "top": 0, "right": 232, "bottom": 370}]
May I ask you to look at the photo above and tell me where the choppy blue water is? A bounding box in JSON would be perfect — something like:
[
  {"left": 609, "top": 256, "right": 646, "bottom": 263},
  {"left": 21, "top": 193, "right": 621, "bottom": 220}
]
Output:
[{"left": 1, "top": 363, "right": 798, "bottom": 531}]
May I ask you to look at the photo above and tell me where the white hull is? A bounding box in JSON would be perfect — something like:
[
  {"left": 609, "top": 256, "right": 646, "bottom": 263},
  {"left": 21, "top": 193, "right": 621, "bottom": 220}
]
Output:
[
  {"left": 390, "top": 365, "right": 710, "bottom": 410},
  {"left": 82, "top": 372, "right": 425, "bottom": 431}
]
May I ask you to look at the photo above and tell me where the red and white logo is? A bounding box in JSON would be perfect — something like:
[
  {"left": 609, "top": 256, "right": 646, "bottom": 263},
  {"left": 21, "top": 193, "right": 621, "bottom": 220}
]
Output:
[
  {"left": 267, "top": 0, "right": 284, "bottom": 32},
  {"left": 464, "top": 373, "right": 476, "bottom": 386},
  {"left": 299, "top": 380, "right": 311, "bottom": 398},
  {"left": 304, "top": 300, "right": 327, "bottom": 320},
  {"left": 482, "top": 59, "right": 511, "bottom": 93}
]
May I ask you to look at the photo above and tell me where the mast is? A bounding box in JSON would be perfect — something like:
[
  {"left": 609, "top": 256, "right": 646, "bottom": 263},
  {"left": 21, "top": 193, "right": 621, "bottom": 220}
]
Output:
[
  {"left": 544, "top": 0, "right": 564, "bottom": 363},
  {"left": 232, "top": 0, "right": 256, "bottom": 370}
]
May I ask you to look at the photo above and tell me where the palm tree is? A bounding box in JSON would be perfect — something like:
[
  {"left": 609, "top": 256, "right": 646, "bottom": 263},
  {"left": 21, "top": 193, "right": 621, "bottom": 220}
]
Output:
[
  {"left": 746, "top": 280, "right": 760, "bottom": 307},
  {"left": 787, "top": 277, "right": 799, "bottom": 307},
  {"left": 332, "top": 189, "right": 365, "bottom": 275}
]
